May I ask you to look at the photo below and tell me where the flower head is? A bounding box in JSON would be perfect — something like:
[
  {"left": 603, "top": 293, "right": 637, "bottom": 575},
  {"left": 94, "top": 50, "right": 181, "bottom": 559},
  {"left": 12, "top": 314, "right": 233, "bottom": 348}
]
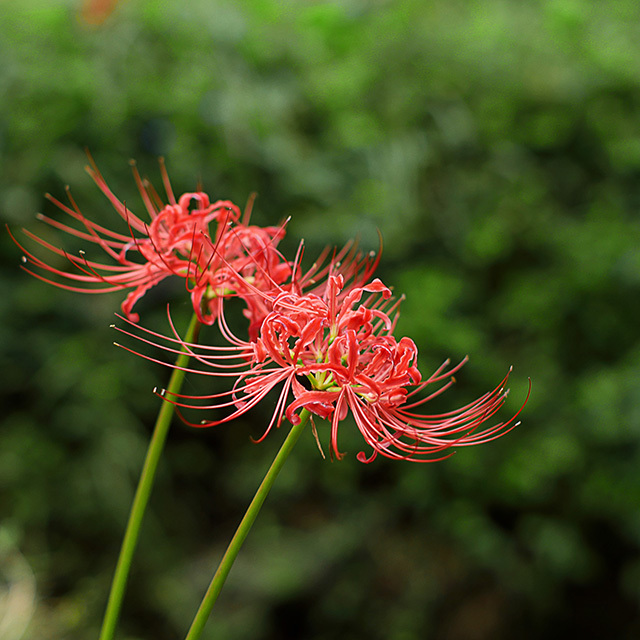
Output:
[
  {"left": 9, "top": 156, "right": 291, "bottom": 323},
  {"left": 11, "top": 156, "right": 382, "bottom": 338},
  {"left": 115, "top": 274, "right": 529, "bottom": 463}
]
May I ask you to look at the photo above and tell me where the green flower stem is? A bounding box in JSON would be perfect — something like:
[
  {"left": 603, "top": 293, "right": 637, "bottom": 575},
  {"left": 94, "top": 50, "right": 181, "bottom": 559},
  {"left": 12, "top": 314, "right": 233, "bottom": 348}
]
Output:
[
  {"left": 184, "top": 409, "right": 311, "bottom": 640},
  {"left": 99, "top": 313, "right": 201, "bottom": 640}
]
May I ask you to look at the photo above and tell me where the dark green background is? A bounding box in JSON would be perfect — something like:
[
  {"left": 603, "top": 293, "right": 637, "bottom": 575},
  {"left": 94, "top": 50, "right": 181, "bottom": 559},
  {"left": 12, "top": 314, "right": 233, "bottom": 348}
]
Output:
[{"left": 2, "top": 1, "right": 640, "bottom": 638}]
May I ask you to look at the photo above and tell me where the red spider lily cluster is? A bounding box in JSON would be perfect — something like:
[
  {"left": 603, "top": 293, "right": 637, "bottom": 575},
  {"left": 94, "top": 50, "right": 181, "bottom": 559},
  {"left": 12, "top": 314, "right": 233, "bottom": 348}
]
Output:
[
  {"left": 10, "top": 157, "right": 291, "bottom": 326},
  {"left": 10, "top": 156, "right": 379, "bottom": 335},
  {"left": 115, "top": 271, "right": 527, "bottom": 463},
  {"left": 13, "top": 158, "right": 528, "bottom": 463}
]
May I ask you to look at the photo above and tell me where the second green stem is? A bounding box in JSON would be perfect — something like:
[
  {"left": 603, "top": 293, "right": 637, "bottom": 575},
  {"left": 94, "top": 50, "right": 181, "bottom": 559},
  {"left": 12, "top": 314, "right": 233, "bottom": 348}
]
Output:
[{"left": 185, "top": 409, "right": 311, "bottom": 640}]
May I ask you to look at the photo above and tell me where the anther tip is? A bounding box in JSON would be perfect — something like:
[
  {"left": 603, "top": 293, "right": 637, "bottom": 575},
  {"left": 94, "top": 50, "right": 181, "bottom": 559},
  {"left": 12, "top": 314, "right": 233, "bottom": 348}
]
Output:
[
  {"left": 21, "top": 256, "right": 27, "bottom": 263},
  {"left": 109, "top": 324, "right": 115, "bottom": 328}
]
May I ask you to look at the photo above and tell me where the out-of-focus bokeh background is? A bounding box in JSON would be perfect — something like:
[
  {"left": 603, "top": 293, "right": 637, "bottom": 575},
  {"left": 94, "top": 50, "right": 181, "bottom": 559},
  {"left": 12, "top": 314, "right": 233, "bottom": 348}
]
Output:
[{"left": 2, "top": 1, "right": 640, "bottom": 638}]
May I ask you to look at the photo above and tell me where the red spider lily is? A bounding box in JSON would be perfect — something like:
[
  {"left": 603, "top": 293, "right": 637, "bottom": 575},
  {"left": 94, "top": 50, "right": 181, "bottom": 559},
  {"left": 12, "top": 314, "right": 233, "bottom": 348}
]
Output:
[
  {"left": 114, "top": 274, "right": 529, "bottom": 463},
  {"left": 10, "top": 157, "right": 381, "bottom": 334},
  {"left": 9, "top": 156, "right": 291, "bottom": 324}
]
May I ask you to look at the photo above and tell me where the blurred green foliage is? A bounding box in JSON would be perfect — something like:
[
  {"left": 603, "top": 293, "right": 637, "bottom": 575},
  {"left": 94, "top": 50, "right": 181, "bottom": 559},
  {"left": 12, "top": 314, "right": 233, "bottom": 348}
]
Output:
[{"left": 2, "top": 1, "right": 640, "bottom": 638}]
